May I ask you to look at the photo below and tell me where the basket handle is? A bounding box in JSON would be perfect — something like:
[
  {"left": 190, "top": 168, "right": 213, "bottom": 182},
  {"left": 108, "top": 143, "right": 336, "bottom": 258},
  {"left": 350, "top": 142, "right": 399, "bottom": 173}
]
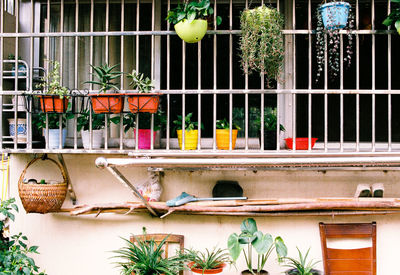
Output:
[{"left": 18, "top": 157, "right": 68, "bottom": 188}]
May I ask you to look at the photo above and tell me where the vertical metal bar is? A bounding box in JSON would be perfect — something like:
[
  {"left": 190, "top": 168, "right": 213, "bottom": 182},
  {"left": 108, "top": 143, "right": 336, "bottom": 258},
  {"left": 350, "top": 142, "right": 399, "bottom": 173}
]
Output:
[
  {"left": 150, "top": 0, "right": 155, "bottom": 150},
  {"left": 371, "top": 0, "right": 376, "bottom": 152},
  {"left": 292, "top": 0, "right": 296, "bottom": 151},
  {"left": 198, "top": 40, "right": 202, "bottom": 150},
  {"left": 60, "top": 0, "right": 64, "bottom": 85},
  {"left": 89, "top": 0, "right": 94, "bottom": 150},
  {"left": 45, "top": 113, "right": 49, "bottom": 149},
  {"left": 0, "top": 0, "right": 3, "bottom": 149},
  {"left": 27, "top": 0, "right": 34, "bottom": 149},
  {"left": 213, "top": 0, "right": 217, "bottom": 150},
  {"left": 356, "top": 0, "right": 360, "bottom": 152},
  {"left": 340, "top": 34, "right": 344, "bottom": 152},
  {"left": 59, "top": 114, "right": 62, "bottom": 149},
  {"left": 135, "top": 113, "right": 139, "bottom": 150},
  {"left": 182, "top": 40, "right": 186, "bottom": 150},
  {"left": 13, "top": 0, "right": 19, "bottom": 149},
  {"left": 388, "top": 0, "right": 392, "bottom": 152},
  {"left": 105, "top": 0, "right": 109, "bottom": 63},
  {"left": 307, "top": 0, "right": 312, "bottom": 151},
  {"left": 229, "top": 0, "right": 233, "bottom": 151},
  {"left": 166, "top": 0, "right": 170, "bottom": 150},
  {"left": 74, "top": 0, "right": 79, "bottom": 150},
  {"left": 120, "top": 0, "right": 125, "bottom": 150},
  {"left": 324, "top": 36, "right": 328, "bottom": 152},
  {"left": 135, "top": 0, "right": 140, "bottom": 150}
]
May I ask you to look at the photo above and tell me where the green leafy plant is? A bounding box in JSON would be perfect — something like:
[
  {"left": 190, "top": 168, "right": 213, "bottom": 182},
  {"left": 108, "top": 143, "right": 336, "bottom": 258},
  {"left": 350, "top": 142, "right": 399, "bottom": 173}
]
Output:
[
  {"left": 112, "top": 229, "right": 186, "bottom": 275},
  {"left": 36, "top": 60, "right": 69, "bottom": 98},
  {"left": 7, "top": 54, "right": 22, "bottom": 60},
  {"left": 254, "top": 107, "right": 285, "bottom": 132},
  {"left": 0, "top": 198, "right": 46, "bottom": 275},
  {"left": 216, "top": 118, "right": 241, "bottom": 130},
  {"left": 33, "top": 112, "right": 74, "bottom": 130},
  {"left": 166, "top": 0, "right": 221, "bottom": 25},
  {"left": 183, "top": 247, "right": 232, "bottom": 272},
  {"left": 85, "top": 64, "right": 122, "bottom": 93},
  {"left": 77, "top": 108, "right": 105, "bottom": 132},
  {"left": 110, "top": 111, "right": 166, "bottom": 132},
  {"left": 173, "top": 112, "right": 203, "bottom": 131},
  {"left": 126, "top": 70, "right": 154, "bottom": 93},
  {"left": 284, "top": 247, "right": 320, "bottom": 275},
  {"left": 315, "top": 2, "right": 354, "bottom": 81},
  {"left": 240, "top": 6, "right": 284, "bottom": 86},
  {"left": 227, "top": 218, "right": 287, "bottom": 275},
  {"left": 383, "top": 0, "right": 400, "bottom": 34}
]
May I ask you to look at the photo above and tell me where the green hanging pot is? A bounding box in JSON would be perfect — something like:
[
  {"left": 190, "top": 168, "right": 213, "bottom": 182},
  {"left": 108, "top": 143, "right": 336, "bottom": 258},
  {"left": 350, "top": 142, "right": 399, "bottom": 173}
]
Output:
[{"left": 174, "top": 19, "right": 208, "bottom": 43}]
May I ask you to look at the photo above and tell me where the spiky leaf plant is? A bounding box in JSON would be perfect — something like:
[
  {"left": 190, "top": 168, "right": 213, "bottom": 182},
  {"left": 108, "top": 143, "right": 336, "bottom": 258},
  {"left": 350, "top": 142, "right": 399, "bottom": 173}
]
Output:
[
  {"left": 284, "top": 247, "right": 320, "bottom": 275},
  {"left": 85, "top": 64, "right": 122, "bottom": 93},
  {"left": 240, "top": 5, "right": 285, "bottom": 86},
  {"left": 184, "top": 247, "right": 232, "bottom": 272}
]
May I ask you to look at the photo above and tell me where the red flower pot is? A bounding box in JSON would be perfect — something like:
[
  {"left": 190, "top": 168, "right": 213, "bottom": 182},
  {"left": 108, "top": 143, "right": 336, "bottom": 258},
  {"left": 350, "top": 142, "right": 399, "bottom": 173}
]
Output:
[
  {"left": 126, "top": 93, "right": 161, "bottom": 113},
  {"left": 188, "top": 262, "right": 226, "bottom": 274},
  {"left": 88, "top": 93, "right": 124, "bottom": 114},
  {"left": 285, "top": 137, "right": 318, "bottom": 150},
  {"left": 38, "top": 95, "right": 69, "bottom": 113}
]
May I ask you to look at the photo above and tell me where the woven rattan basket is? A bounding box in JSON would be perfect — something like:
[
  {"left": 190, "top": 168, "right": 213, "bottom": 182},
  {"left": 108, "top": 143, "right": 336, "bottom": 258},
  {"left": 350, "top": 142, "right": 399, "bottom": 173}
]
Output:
[{"left": 18, "top": 157, "right": 68, "bottom": 214}]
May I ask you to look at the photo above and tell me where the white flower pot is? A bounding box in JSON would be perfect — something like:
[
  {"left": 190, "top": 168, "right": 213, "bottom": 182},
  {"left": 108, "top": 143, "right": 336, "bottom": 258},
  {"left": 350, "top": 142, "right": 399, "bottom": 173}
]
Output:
[
  {"left": 81, "top": 129, "right": 104, "bottom": 149},
  {"left": 46, "top": 128, "right": 67, "bottom": 149}
]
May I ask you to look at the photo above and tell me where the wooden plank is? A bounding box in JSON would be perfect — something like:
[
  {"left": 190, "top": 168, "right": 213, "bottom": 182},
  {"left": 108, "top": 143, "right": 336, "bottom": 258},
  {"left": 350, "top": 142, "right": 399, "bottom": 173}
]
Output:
[{"left": 327, "top": 248, "right": 372, "bottom": 260}]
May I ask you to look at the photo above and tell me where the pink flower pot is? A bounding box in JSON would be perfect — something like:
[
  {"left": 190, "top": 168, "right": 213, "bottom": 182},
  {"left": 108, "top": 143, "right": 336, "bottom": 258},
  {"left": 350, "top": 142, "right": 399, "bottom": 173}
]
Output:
[{"left": 133, "top": 129, "right": 157, "bottom": 149}]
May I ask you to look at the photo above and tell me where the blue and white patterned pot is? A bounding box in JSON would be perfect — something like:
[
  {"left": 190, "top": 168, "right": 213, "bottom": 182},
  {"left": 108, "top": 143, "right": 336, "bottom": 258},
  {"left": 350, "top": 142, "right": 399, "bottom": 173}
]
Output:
[{"left": 8, "top": 118, "right": 27, "bottom": 143}]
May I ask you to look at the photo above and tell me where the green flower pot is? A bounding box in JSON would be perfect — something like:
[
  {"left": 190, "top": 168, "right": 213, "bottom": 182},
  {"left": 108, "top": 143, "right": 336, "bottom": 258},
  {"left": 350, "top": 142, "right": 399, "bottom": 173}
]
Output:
[{"left": 174, "top": 19, "right": 208, "bottom": 43}]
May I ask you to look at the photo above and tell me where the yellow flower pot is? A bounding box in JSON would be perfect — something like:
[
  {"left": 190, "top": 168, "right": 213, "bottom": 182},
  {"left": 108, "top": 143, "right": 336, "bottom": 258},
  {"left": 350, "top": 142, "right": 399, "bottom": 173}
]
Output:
[
  {"left": 174, "top": 19, "right": 208, "bottom": 43},
  {"left": 177, "top": 130, "right": 198, "bottom": 150},
  {"left": 216, "top": 129, "right": 238, "bottom": 150}
]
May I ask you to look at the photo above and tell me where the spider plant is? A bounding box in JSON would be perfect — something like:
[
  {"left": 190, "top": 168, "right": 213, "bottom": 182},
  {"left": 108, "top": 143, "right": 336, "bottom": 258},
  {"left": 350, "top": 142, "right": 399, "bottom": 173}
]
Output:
[
  {"left": 284, "top": 247, "right": 320, "bottom": 275},
  {"left": 184, "top": 247, "right": 232, "bottom": 272},
  {"left": 112, "top": 234, "right": 186, "bottom": 275},
  {"left": 85, "top": 64, "right": 122, "bottom": 93}
]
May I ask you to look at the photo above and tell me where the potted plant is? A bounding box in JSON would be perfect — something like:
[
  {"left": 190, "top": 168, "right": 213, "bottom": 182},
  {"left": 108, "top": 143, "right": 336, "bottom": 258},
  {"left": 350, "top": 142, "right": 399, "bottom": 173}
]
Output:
[
  {"left": 383, "top": 0, "right": 400, "bottom": 34},
  {"left": 184, "top": 247, "right": 232, "bottom": 274},
  {"left": 255, "top": 107, "right": 285, "bottom": 150},
  {"left": 173, "top": 112, "right": 203, "bottom": 150},
  {"left": 85, "top": 63, "right": 124, "bottom": 114},
  {"left": 240, "top": 6, "right": 284, "bottom": 86},
  {"left": 216, "top": 118, "right": 240, "bottom": 150},
  {"left": 77, "top": 108, "right": 105, "bottom": 149},
  {"left": 112, "top": 233, "right": 185, "bottom": 275},
  {"left": 315, "top": 1, "right": 354, "bottom": 81},
  {"left": 166, "top": 0, "right": 221, "bottom": 43},
  {"left": 8, "top": 117, "right": 27, "bottom": 143},
  {"left": 33, "top": 112, "right": 73, "bottom": 149},
  {"left": 284, "top": 247, "right": 321, "bottom": 275},
  {"left": 228, "top": 218, "right": 287, "bottom": 275},
  {"left": 110, "top": 111, "right": 166, "bottom": 149},
  {"left": 35, "top": 60, "right": 70, "bottom": 113},
  {"left": 0, "top": 198, "right": 46, "bottom": 274},
  {"left": 126, "top": 70, "right": 161, "bottom": 114}
]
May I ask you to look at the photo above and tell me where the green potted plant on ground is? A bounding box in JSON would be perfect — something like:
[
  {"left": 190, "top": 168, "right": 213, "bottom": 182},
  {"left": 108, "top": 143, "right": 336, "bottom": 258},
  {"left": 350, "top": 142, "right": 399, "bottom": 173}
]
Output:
[
  {"left": 0, "top": 198, "right": 46, "bottom": 274},
  {"left": 112, "top": 234, "right": 185, "bottom": 275},
  {"left": 228, "top": 218, "right": 287, "bottom": 275},
  {"left": 36, "top": 60, "right": 70, "bottom": 113},
  {"left": 166, "top": 0, "right": 221, "bottom": 43},
  {"left": 240, "top": 5, "right": 284, "bottom": 86},
  {"left": 85, "top": 63, "right": 124, "bottom": 114},
  {"left": 173, "top": 112, "right": 203, "bottom": 150},
  {"left": 383, "top": 0, "right": 400, "bottom": 34},
  {"left": 184, "top": 247, "right": 232, "bottom": 274},
  {"left": 77, "top": 108, "right": 105, "bottom": 149},
  {"left": 216, "top": 118, "right": 240, "bottom": 150},
  {"left": 255, "top": 107, "right": 285, "bottom": 150},
  {"left": 126, "top": 70, "right": 161, "bottom": 114},
  {"left": 315, "top": 1, "right": 354, "bottom": 81},
  {"left": 284, "top": 247, "right": 321, "bottom": 275}
]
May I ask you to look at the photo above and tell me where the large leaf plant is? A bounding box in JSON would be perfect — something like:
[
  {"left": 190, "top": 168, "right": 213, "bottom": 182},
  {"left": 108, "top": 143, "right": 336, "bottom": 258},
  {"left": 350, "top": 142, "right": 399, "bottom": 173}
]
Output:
[
  {"left": 166, "top": 0, "right": 221, "bottom": 25},
  {"left": 383, "top": 0, "right": 400, "bottom": 34}
]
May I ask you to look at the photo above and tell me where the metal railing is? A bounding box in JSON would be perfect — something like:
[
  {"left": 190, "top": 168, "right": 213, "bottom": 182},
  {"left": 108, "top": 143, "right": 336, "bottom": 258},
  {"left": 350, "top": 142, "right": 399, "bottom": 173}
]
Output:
[{"left": 0, "top": 0, "right": 399, "bottom": 162}]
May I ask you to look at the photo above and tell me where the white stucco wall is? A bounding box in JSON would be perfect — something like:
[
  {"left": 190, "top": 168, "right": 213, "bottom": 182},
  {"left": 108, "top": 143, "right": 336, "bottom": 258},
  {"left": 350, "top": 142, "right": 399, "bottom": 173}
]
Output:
[{"left": 8, "top": 154, "right": 400, "bottom": 275}]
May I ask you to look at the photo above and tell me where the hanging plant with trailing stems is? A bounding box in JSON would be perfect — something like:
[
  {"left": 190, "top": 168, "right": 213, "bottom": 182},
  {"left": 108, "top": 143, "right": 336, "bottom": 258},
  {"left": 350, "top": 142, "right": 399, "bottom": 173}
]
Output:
[
  {"left": 240, "top": 5, "right": 285, "bottom": 87},
  {"left": 315, "top": 2, "right": 355, "bottom": 82}
]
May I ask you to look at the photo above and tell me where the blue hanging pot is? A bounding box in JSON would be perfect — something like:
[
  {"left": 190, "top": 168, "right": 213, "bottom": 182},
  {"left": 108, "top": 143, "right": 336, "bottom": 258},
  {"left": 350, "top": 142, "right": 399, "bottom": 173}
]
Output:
[{"left": 319, "top": 1, "right": 351, "bottom": 30}]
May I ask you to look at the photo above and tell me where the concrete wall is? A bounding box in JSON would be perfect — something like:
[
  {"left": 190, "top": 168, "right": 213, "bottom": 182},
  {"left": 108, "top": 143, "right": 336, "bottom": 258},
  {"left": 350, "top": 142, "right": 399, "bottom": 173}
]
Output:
[{"left": 9, "top": 154, "right": 400, "bottom": 275}]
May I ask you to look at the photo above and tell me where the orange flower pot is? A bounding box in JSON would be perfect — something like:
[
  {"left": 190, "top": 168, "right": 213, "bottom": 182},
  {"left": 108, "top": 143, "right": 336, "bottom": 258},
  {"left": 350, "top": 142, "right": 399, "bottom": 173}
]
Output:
[
  {"left": 88, "top": 93, "right": 124, "bottom": 114},
  {"left": 189, "top": 262, "right": 226, "bottom": 274},
  {"left": 38, "top": 95, "right": 69, "bottom": 113},
  {"left": 216, "top": 129, "right": 238, "bottom": 150},
  {"left": 126, "top": 93, "right": 161, "bottom": 113}
]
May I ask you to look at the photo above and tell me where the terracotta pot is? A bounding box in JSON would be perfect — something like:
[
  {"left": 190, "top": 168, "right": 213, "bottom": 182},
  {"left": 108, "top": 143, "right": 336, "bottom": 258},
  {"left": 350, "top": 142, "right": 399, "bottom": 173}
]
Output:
[
  {"left": 177, "top": 130, "right": 198, "bottom": 150},
  {"left": 189, "top": 262, "right": 226, "bottom": 274},
  {"left": 126, "top": 93, "right": 161, "bottom": 113},
  {"left": 88, "top": 93, "right": 124, "bottom": 114},
  {"left": 38, "top": 95, "right": 68, "bottom": 113},
  {"left": 216, "top": 129, "right": 238, "bottom": 150},
  {"left": 241, "top": 270, "right": 269, "bottom": 275}
]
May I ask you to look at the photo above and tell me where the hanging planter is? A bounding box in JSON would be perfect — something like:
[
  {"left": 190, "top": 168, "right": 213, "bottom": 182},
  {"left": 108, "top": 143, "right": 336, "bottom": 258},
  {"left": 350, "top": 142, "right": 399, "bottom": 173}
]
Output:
[
  {"left": 166, "top": 0, "right": 221, "bottom": 43},
  {"left": 319, "top": 1, "right": 351, "bottom": 30},
  {"left": 37, "top": 95, "right": 69, "bottom": 113},
  {"left": 88, "top": 93, "right": 124, "bottom": 114},
  {"left": 18, "top": 157, "right": 68, "bottom": 214}
]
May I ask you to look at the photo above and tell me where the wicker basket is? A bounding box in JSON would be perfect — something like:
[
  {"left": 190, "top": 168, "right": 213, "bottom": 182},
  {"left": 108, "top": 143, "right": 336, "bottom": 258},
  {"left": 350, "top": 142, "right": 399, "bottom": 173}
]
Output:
[{"left": 18, "top": 157, "right": 68, "bottom": 214}]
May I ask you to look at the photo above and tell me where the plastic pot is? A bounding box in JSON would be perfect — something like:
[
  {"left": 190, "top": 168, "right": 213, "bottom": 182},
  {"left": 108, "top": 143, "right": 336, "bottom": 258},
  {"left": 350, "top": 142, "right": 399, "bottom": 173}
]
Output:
[
  {"left": 45, "top": 128, "right": 67, "bottom": 149},
  {"left": 174, "top": 19, "right": 208, "bottom": 43},
  {"left": 216, "top": 129, "right": 238, "bottom": 150},
  {"left": 189, "top": 262, "right": 226, "bottom": 274},
  {"left": 8, "top": 118, "right": 27, "bottom": 143},
  {"left": 285, "top": 268, "right": 321, "bottom": 275},
  {"left": 88, "top": 93, "right": 124, "bottom": 114},
  {"left": 285, "top": 137, "right": 318, "bottom": 150},
  {"left": 263, "top": 130, "right": 277, "bottom": 150},
  {"left": 177, "top": 129, "right": 198, "bottom": 150},
  {"left": 241, "top": 270, "right": 269, "bottom": 275},
  {"left": 133, "top": 129, "right": 157, "bottom": 149},
  {"left": 126, "top": 93, "right": 161, "bottom": 113},
  {"left": 81, "top": 129, "right": 104, "bottom": 149},
  {"left": 38, "top": 95, "right": 69, "bottom": 113},
  {"left": 319, "top": 2, "right": 351, "bottom": 30}
]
